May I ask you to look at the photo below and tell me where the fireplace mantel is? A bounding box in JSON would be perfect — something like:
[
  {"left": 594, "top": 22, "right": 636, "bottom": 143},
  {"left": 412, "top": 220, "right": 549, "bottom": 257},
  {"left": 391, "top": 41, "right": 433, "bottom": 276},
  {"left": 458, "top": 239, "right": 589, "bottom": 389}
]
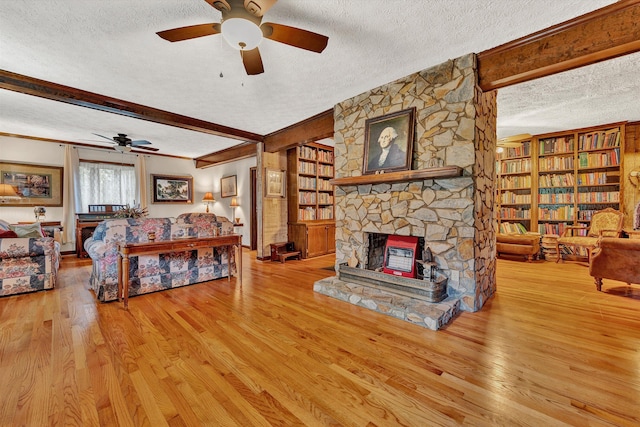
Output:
[{"left": 329, "top": 166, "right": 463, "bottom": 186}]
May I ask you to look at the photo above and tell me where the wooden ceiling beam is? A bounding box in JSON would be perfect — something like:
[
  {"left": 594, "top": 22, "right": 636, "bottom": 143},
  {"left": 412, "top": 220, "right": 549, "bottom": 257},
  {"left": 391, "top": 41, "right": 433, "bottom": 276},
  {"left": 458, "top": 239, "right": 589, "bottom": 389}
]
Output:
[
  {"left": 0, "top": 69, "right": 263, "bottom": 143},
  {"left": 195, "top": 142, "right": 257, "bottom": 168},
  {"left": 477, "top": 0, "right": 640, "bottom": 91},
  {"left": 263, "top": 109, "right": 334, "bottom": 153}
]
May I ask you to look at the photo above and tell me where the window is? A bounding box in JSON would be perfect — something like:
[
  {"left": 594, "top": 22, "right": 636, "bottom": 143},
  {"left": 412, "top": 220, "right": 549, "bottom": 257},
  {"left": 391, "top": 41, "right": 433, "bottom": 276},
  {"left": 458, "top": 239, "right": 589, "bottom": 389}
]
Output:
[{"left": 78, "top": 161, "right": 136, "bottom": 212}]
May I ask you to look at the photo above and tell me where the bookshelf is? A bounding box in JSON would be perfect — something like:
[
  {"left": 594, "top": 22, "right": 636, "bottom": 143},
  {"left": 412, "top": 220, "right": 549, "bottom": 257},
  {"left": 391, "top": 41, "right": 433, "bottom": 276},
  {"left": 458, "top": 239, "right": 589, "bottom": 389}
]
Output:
[
  {"left": 496, "top": 123, "right": 624, "bottom": 250},
  {"left": 287, "top": 142, "right": 336, "bottom": 258}
]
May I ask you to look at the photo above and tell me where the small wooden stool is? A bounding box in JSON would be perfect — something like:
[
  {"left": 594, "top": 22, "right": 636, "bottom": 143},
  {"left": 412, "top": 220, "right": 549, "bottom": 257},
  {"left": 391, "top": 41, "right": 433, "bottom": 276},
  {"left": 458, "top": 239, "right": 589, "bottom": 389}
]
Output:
[{"left": 278, "top": 251, "right": 301, "bottom": 263}]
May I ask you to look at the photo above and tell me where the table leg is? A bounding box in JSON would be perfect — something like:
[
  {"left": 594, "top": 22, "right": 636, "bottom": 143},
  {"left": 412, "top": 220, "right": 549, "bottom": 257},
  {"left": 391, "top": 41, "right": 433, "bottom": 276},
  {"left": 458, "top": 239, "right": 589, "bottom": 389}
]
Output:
[
  {"left": 122, "top": 254, "right": 130, "bottom": 310},
  {"left": 117, "top": 252, "right": 123, "bottom": 303},
  {"left": 237, "top": 243, "right": 242, "bottom": 286}
]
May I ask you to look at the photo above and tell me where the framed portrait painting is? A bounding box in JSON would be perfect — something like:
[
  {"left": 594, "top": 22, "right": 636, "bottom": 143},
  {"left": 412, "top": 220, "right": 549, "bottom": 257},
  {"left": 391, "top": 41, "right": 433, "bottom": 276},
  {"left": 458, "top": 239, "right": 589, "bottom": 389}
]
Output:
[
  {"left": 362, "top": 107, "right": 416, "bottom": 175},
  {"left": 152, "top": 174, "right": 193, "bottom": 204},
  {"left": 220, "top": 175, "right": 237, "bottom": 198},
  {"left": 0, "top": 162, "right": 63, "bottom": 206},
  {"left": 265, "top": 169, "right": 285, "bottom": 198}
]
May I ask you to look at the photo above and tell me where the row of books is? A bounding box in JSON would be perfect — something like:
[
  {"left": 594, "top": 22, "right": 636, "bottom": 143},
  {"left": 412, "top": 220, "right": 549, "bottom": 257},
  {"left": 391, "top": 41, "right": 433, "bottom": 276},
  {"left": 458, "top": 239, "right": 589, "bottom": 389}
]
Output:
[
  {"left": 318, "top": 164, "right": 334, "bottom": 177},
  {"left": 299, "top": 145, "right": 318, "bottom": 161},
  {"left": 298, "top": 191, "right": 317, "bottom": 204},
  {"left": 298, "top": 207, "right": 335, "bottom": 221},
  {"left": 499, "top": 222, "right": 528, "bottom": 234},
  {"left": 317, "top": 193, "right": 334, "bottom": 204},
  {"left": 577, "top": 171, "right": 619, "bottom": 185},
  {"left": 499, "top": 175, "right": 532, "bottom": 189},
  {"left": 538, "top": 193, "right": 574, "bottom": 204},
  {"left": 298, "top": 161, "right": 316, "bottom": 175},
  {"left": 578, "top": 128, "right": 620, "bottom": 151},
  {"left": 539, "top": 136, "right": 575, "bottom": 155},
  {"left": 499, "top": 141, "right": 531, "bottom": 159},
  {"left": 538, "top": 206, "right": 575, "bottom": 220},
  {"left": 538, "top": 222, "right": 570, "bottom": 235},
  {"left": 298, "top": 176, "right": 317, "bottom": 190},
  {"left": 500, "top": 158, "right": 531, "bottom": 174},
  {"left": 538, "top": 173, "right": 574, "bottom": 187},
  {"left": 578, "top": 148, "right": 620, "bottom": 168},
  {"left": 576, "top": 191, "right": 619, "bottom": 203},
  {"left": 499, "top": 208, "right": 531, "bottom": 219},
  {"left": 500, "top": 192, "right": 531, "bottom": 204},
  {"left": 318, "top": 179, "right": 333, "bottom": 191},
  {"left": 539, "top": 154, "right": 574, "bottom": 171},
  {"left": 317, "top": 149, "right": 334, "bottom": 163}
]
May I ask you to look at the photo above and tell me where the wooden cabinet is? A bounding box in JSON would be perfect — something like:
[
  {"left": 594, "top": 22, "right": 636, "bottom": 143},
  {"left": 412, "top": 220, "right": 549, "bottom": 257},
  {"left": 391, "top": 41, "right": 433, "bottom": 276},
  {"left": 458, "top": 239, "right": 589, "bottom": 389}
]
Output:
[
  {"left": 289, "top": 221, "right": 335, "bottom": 259},
  {"left": 286, "top": 142, "right": 335, "bottom": 258},
  {"left": 496, "top": 122, "right": 624, "bottom": 239}
]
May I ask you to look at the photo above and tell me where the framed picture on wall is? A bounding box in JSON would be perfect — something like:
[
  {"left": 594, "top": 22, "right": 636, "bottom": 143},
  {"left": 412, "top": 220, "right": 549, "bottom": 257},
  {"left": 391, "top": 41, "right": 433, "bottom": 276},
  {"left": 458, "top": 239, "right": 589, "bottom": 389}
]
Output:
[
  {"left": 220, "top": 175, "right": 237, "bottom": 198},
  {"left": 0, "top": 161, "right": 63, "bottom": 206},
  {"left": 363, "top": 107, "right": 416, "bottom": 175},
  {"left": 265, "top": 169, "right": 285, "bottom": 198},
  {"left": 152, "top": 174, "right": 193, "bottom": 204}
]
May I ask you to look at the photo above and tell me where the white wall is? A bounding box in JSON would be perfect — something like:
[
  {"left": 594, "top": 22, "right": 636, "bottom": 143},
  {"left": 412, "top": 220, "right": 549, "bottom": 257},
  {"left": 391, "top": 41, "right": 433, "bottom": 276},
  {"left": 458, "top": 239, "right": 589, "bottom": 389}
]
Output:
[{"left": 0, "top": 135, "right": 255, "bottom": 247}]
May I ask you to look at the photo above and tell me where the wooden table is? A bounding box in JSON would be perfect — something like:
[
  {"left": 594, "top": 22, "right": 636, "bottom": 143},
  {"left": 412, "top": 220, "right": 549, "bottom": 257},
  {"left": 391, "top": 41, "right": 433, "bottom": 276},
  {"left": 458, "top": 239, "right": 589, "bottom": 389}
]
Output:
[{"left": 117, "top": 234, "right": 242, "bottom": 309}]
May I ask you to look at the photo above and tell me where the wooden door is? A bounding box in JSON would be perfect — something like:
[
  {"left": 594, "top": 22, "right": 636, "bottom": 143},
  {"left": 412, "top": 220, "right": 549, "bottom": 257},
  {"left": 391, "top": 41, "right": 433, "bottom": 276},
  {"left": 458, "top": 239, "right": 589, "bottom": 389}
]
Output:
[
  {"left": 250, "top": 167, "right": 257, "bottom": 251},
  {"left": 326, "top": 224, "right": 336, "bottom": 254}
]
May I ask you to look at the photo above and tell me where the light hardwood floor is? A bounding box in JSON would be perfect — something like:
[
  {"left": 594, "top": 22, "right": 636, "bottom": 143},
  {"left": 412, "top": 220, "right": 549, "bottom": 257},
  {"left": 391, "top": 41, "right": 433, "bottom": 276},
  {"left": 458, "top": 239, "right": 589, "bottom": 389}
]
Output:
[{"left": 1, "top": 252, "right": 639, "bottom": 426}]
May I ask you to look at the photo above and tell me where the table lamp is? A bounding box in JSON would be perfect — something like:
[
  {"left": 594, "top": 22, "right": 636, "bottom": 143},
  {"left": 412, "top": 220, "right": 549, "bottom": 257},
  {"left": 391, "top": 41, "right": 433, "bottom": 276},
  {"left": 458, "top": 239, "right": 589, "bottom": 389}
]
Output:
[
  {"left": 230, "top": 197, "right": 240, "bottom": 224},
  {"left": 202, "top": 192, "right": 215, "bottom": 213}
]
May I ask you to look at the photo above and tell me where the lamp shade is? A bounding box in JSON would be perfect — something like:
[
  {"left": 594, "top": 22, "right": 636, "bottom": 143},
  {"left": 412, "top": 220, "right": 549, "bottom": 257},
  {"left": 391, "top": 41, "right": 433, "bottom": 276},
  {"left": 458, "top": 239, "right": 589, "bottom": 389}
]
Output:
[
  {"left": 202, "top": 192, "right": 215, "bottom": 202},
  {"left": 221, "top": 18, "right": 262, "bottom": 50},
  {"left": 229, "top": 197, "right": 239, "bottom": 207},
  {"left": 0, "top": 184, "right": 20, "bottom": 199}
]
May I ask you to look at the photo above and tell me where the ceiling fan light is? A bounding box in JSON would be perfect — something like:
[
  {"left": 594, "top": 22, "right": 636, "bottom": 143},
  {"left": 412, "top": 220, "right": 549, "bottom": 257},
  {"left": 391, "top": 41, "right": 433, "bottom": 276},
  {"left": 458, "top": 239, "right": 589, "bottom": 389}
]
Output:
[{"left": 221, "top": 18, "right": 262, "bottom": 50}]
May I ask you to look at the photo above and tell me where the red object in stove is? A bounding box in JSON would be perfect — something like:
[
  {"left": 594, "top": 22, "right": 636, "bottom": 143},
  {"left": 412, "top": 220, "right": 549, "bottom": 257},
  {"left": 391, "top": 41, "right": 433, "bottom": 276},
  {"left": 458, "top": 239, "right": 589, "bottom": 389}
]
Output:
[{"left": 383, "top": 235, "right": 418, "bottom": 278}]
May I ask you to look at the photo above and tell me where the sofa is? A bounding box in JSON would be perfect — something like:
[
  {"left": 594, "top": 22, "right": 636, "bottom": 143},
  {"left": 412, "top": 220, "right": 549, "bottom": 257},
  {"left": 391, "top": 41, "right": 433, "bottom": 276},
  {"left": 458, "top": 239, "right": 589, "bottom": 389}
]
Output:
[
  {"left": 496, "top": 233, "right": 540, "bottom": 262},
  {"left": 0, "top": 221, "right": 61, "bottom": 297},
  {"left": 589, "top": 237, "right": 640, "bottom": 291},
  {"left": 85, "top": 213, "right": 236, "bottom": 302}
]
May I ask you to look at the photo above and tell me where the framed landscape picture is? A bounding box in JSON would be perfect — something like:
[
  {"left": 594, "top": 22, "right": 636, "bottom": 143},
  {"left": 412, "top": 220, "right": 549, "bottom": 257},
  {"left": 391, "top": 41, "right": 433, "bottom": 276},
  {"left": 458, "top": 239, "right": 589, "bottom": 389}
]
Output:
[
  {"left": 0, "top": 162, "right": 63, "bottom": 206},
  {"left": 152, "top": 174, "right": 193, "bottom": 204},
  {"left": 265, "top": 169, "right": 285, "bottom": 198},
  {"left": 220, "top": 175, "right": 237, "bottom": 198},
  {"left": 363, "top": 108, "right": 415, "bottom": 175}
]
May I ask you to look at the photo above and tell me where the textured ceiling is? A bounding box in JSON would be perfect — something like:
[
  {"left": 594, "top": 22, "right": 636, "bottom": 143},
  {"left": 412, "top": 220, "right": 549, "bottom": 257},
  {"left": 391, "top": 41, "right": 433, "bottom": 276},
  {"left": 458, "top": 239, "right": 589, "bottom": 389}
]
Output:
[{"left": 1, "top": 0, "right": 637, "bottom": 158}]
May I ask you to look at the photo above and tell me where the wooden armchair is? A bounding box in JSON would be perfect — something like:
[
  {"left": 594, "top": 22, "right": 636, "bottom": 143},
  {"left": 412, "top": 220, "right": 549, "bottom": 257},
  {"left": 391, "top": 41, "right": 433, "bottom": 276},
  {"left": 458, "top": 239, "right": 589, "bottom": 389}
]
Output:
[{"left": 556, "top": 208, "right": 624, "bottom": 263}]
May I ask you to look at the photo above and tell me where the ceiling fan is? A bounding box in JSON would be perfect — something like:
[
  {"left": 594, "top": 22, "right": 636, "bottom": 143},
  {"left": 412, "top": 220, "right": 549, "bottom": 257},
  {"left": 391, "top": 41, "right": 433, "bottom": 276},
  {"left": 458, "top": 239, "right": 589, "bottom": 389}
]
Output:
[
  {"left": 156, "top": 0, "right": 329, "bottom": 75},
  {"left": 93, "top": 133, "right": 159, "bottom": 152}
]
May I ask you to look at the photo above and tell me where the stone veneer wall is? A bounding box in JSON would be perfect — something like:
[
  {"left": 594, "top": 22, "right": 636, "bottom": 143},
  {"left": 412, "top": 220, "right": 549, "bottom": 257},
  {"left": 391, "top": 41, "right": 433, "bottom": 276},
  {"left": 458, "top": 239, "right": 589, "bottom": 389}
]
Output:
[{"left": 332, "top": 53, "right": 496, "bottom": 312}]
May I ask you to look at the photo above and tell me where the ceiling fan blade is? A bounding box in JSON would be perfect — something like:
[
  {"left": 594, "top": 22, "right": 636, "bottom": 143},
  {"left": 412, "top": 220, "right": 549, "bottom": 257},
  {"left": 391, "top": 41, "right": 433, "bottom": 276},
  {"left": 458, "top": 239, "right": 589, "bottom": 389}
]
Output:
[
  {"left": 130, "top": 140, "right": 152, "bottom": 146},
  {"left": 93, "top": 133, "right": 116, "bottom": 143},
  {"left": 261, "top": 23, "right": 328, "bottom": 53},
  {"left": 134, "top": 145, "right": 160, "bottom": 152},
  {"left": 241, "top": 47, "right": 264, "bottom": 75},
  {"left": 157, "top": 23, "right": 221, "bottom": 42},
  {"left": 244, "top": 0, "right": 277, "bottom": 17}
]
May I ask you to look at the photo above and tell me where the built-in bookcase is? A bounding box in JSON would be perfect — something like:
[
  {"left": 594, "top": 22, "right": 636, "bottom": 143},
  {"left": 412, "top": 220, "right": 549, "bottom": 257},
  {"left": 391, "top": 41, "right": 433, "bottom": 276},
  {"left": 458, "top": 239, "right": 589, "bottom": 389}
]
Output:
[{"left": 496, "top": 122, "right": 624, "bottom": 238}]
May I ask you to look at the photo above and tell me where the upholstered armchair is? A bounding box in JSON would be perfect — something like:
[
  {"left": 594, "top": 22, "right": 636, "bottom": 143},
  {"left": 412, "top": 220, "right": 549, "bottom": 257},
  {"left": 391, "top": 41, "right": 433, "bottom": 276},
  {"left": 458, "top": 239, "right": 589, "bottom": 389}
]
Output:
[
  {"left": 589, "top": 237, "right": 640, "bottom": 291},
  {"left": 556, "top": 208, "right": 624, "bottom": 262}
]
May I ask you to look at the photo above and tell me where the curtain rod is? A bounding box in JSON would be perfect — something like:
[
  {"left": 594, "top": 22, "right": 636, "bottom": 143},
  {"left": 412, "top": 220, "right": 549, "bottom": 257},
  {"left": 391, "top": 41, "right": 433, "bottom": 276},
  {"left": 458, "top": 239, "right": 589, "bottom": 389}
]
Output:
[{"left": 58, "top": 144, "right": 150, "bottom": 157}]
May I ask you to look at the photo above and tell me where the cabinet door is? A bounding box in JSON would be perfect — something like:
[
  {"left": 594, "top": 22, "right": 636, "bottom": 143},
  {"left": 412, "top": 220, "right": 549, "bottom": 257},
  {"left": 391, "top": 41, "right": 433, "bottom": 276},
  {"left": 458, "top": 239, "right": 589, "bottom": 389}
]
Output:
[
  {"left": 307, "top": 225, "right": 328, "bottom": 257},
  {"left": 326, "top": 224, "right": 336, "bottom": 254}
]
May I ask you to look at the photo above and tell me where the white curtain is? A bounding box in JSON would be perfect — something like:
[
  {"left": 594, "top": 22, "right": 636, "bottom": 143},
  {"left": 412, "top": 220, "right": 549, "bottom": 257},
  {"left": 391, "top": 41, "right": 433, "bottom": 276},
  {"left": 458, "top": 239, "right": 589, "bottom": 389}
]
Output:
[
  {"left": 135, "top": 155, "right": 148, "bottom": 209},
  {"left": 62, "top": 146, "right": 80, "bottom": 244},
  {"left": 78, "top": 162, "right": 136, "bottom": 211}
]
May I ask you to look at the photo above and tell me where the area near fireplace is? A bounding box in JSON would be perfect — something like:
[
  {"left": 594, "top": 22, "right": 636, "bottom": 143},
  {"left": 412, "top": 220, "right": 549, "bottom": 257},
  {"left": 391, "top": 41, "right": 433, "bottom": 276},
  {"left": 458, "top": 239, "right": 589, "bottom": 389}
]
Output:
[{"left": 313, "top": 53, "right": 497, "bottom": 330}]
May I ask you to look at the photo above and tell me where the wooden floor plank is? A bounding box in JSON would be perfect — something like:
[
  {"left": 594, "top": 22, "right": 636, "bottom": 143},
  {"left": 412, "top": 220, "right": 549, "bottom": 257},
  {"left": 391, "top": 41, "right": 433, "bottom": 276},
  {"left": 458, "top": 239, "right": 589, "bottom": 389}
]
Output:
[{"left": 0, "top": 253, "right": 639, "bottom": 426}]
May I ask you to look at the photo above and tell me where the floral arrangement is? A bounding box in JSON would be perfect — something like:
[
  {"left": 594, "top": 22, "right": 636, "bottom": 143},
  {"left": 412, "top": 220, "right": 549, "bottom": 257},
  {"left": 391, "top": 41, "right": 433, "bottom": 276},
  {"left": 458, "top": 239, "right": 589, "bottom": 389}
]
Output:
[{"left": 114, "top": 204, "right": 148, "bottom": 219}]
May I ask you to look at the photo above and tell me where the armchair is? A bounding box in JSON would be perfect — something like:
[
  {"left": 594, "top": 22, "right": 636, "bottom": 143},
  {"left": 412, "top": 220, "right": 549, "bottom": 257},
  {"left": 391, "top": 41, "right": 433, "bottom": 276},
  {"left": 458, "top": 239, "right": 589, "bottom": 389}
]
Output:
[{"left": 555, "top": 208, "right": 623, "bottom": 263}]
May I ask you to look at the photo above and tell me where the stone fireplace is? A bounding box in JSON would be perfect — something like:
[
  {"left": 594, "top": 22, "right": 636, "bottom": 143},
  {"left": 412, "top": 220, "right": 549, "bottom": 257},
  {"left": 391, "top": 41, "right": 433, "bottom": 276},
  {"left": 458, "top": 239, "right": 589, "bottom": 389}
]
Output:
[{"left": 313, "top": 53, "right": 497, "bottom": 330}]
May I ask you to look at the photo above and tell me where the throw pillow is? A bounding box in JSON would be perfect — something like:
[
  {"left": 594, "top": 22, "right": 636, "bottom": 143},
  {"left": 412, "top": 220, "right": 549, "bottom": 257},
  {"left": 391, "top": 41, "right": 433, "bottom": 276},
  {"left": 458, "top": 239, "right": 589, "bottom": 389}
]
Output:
[
  {"left": 0, "top": 229, "right": 18, "bottom": 238},
  {"left": 0, "top": 219, "right": 11, "bottom": 231},
  {"left": 10, "top": 223, "right": 45, "bottom": 238}
]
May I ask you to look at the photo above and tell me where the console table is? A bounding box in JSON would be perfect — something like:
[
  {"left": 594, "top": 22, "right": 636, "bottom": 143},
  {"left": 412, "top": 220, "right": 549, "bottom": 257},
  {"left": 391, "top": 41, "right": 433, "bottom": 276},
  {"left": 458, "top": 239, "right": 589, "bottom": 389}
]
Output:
[{"left": 117, "top": 234, "right": 242, "bottom": 309}]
